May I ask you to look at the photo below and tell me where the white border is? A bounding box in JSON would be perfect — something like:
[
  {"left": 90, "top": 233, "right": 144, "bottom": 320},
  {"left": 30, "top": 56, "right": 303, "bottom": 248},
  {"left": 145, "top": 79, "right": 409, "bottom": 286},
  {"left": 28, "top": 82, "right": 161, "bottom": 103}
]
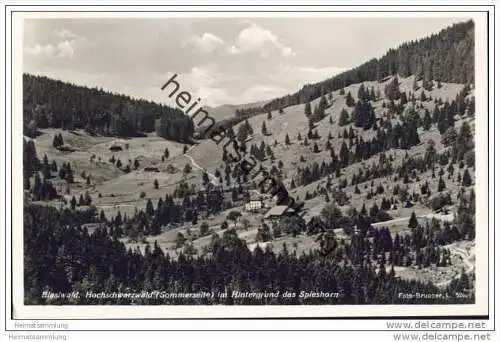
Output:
[{"left": 3, "top": 4, "right": 495, "bottom": 330}]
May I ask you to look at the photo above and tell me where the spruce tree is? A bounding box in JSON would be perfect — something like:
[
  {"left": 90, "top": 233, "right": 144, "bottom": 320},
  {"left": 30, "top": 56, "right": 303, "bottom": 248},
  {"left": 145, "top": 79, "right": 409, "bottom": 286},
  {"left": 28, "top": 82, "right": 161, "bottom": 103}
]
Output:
[
  {"left": 357, "top": 84, "right": 366, "bottom": 101},
  {"left": 319, "top": 94, "right": 328, "bottom": 110},
  {"left": 84, "top": 191, "right": 92, "bottom": 205},
  {"left": 420, "top": 90, "right": 427, "bottom": 101},
  {"left": 408, "top": 211, "right": 418, "bottom": 229},
  {"left": 313, "top": 143, "right": 320, "bottom": 153},
  {"left": 285, "top": 134, "right": 291, "bottom": 145},
  {"left": 462, "top": 169, "right": 472, "bottom": 186},
  {"left": 438, "top": 176, "right": 446, "bottom": 192},
  {"left": 66, "top": 167, "right": 74, "bottom": 183},
  {"left": 33, "top": 172, "right": 42, "bottom": 197},
  {"left": 423, "top": 109, "right": 432, "bottom": 130},
  {"left": 369, "top": 86, "right": 376, "bottom": 101},
  {"left": 360, "top": 203, "right": 367, "bottom": 216},
  {"left": 339, "top": 108, "right": 350, "bottom": 126},
  {"left": 345, "top": 91, "right": 355, "bottom": 107},
  {"left": 339, "top": 141, "right": 349, "bottom": 167},
  {"left": 70, "top": 196, "right": 77, "bottom": 210},
  {"left": 52, "top": 134, "right": 58, "bottom": 148},
  {"left": 261, "top": 121, "right": 268, "bottom": 136},
  {"left": 304, "top": 102, "right": 312, "bottom": 118},
  {"left": 146, "top": 199, "right": 154, "bottom": 216}
]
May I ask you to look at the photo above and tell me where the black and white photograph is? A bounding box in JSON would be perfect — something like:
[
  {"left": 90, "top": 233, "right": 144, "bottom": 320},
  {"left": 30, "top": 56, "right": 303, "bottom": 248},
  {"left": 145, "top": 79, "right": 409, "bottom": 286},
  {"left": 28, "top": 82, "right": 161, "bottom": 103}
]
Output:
[{"left": 5, "top": 5, "right": 493, "bottom": 328}]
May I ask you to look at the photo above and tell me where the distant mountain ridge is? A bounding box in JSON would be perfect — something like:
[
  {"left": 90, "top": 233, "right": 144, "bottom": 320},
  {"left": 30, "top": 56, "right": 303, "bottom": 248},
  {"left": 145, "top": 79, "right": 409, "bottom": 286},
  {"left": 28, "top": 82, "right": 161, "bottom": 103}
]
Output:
[
  {"left": 239, "top": 20, "right": 474, "bottom": 116},
  {"left": 23, "top": 74, "right": 194, "bottom": 143},
  {"left": 205, "top": 100, "right": 270, "bottom": 122}
]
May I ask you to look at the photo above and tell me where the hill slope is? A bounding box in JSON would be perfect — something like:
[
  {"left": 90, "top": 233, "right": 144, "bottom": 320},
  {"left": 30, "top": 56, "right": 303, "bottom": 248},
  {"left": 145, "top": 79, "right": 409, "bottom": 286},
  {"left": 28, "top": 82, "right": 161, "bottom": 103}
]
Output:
[
  {"left": 242, "top": 20, "right": 474, "bottom": 115},
  {"left": 22, "top": 19, "right": 477, "bottom": 296},
  {"left": 23, "top": 74, "right": 194, "bottom": 142}
]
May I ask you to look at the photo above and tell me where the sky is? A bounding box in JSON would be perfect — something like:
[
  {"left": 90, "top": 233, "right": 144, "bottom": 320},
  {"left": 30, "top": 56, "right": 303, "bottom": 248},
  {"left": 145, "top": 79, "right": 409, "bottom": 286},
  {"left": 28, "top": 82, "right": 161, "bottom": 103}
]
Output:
[{"left": 23, "top": 17, "right": 467, "bottom": 107}]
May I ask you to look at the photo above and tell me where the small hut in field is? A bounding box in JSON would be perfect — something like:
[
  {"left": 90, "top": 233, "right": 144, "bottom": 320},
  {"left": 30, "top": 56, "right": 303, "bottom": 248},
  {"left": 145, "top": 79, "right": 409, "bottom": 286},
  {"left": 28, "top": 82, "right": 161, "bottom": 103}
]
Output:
[{"left": 109, "top": 143, "right": 123, "bottom": 152}]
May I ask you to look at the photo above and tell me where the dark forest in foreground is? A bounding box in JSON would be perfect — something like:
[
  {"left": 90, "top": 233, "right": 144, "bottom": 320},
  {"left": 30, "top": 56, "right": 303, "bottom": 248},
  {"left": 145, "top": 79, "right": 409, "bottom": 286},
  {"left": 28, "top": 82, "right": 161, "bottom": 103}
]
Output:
[{"left": 24, "top": 204, "right": 474, "bottom": 305}]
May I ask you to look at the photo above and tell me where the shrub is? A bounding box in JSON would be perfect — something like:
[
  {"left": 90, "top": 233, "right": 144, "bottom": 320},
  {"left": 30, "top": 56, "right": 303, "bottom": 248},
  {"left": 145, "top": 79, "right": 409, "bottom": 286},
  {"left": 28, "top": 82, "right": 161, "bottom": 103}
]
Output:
[
  {"left": 429, "top": 193, "right": 452, "bottom": 211},
  {"left": 200, "top": 222, "right": 209, "bottom": 237}
]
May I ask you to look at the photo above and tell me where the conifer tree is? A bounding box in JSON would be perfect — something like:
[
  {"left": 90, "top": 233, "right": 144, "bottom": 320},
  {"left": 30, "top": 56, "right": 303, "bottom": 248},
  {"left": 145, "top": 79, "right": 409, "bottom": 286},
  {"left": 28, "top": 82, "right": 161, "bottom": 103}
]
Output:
[
  {"left": 339, "top": 108, "right": 350, "bottom": 126},
  {"left": 369, "top": 86, "right": 376, "bottom": 101},
  {"left": 313, "top": 143, "right": 320, "bottom": 153},
  {"left": 409, "top": 211, "right": 418, "bottom": 229},
  {"left": 66, "top": 166, "right": 74, "bottom": 183},
  {"left": 339, "top": 141, "right": 350, "bottom": 167},
  {"left": 438, "top": 176, "right": 446, "bottom": 192},
  {"left": 357, "top": 84, "right": 367, "bottom": 101},
  {"left": 70, "top": 196, "right": 77, "bottom": 210},
  {"left": 462, "top": 169, "right": 472, "bottom": 186},
  {"left": 319, "top": 94, "right": 328, "bottom": 110},
  {"left": 423, "top": 109, "right": 432, "bottom": 130},
  {"left": 261, "top": 121, "right": 268, "bottom": 136},
  {"left": 304, "top": 102, "right": 312, "bottom": 118},
  {"left": 345, "top": 91, "right": 355, "bottom": 107}
]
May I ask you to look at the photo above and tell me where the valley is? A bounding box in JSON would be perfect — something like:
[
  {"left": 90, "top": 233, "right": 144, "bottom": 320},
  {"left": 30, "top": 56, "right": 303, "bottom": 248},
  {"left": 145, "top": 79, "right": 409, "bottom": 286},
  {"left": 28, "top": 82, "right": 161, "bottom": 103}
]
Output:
[
  {"left": 26, "top": 73, "right": 475, "bottom": 289},
  {"left": 22, "top": 19, "right": 477, "bottom": 305}
]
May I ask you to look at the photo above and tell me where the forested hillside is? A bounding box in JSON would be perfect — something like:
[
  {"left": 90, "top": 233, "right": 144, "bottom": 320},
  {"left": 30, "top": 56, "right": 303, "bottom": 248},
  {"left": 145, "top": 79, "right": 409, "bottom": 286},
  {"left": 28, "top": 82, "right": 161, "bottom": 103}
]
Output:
[
  {"left": 244, "top": 20, "right": 474, "bottom": 115},
  {"left": 24, "top": 203, "right": 473, "bottom": 305},
  {"left": 22, "top": 19, "right": 477, "bottom": 306},
  {"left": 23, "top": 74, "right": 194, "bottom": 142}
]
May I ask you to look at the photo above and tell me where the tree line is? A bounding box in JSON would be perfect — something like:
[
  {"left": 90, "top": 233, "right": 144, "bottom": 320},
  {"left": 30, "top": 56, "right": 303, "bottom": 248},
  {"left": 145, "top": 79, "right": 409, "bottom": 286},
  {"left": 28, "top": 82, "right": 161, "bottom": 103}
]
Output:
[
  {"left": 245, "top": 20, "right": 474, "bottom": 115},
  {"left": 23, "top": 74, "right": 194, "bottom": 142},
  {"left": 24, "top": 203, "right": 474, "bottom": 305}
]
